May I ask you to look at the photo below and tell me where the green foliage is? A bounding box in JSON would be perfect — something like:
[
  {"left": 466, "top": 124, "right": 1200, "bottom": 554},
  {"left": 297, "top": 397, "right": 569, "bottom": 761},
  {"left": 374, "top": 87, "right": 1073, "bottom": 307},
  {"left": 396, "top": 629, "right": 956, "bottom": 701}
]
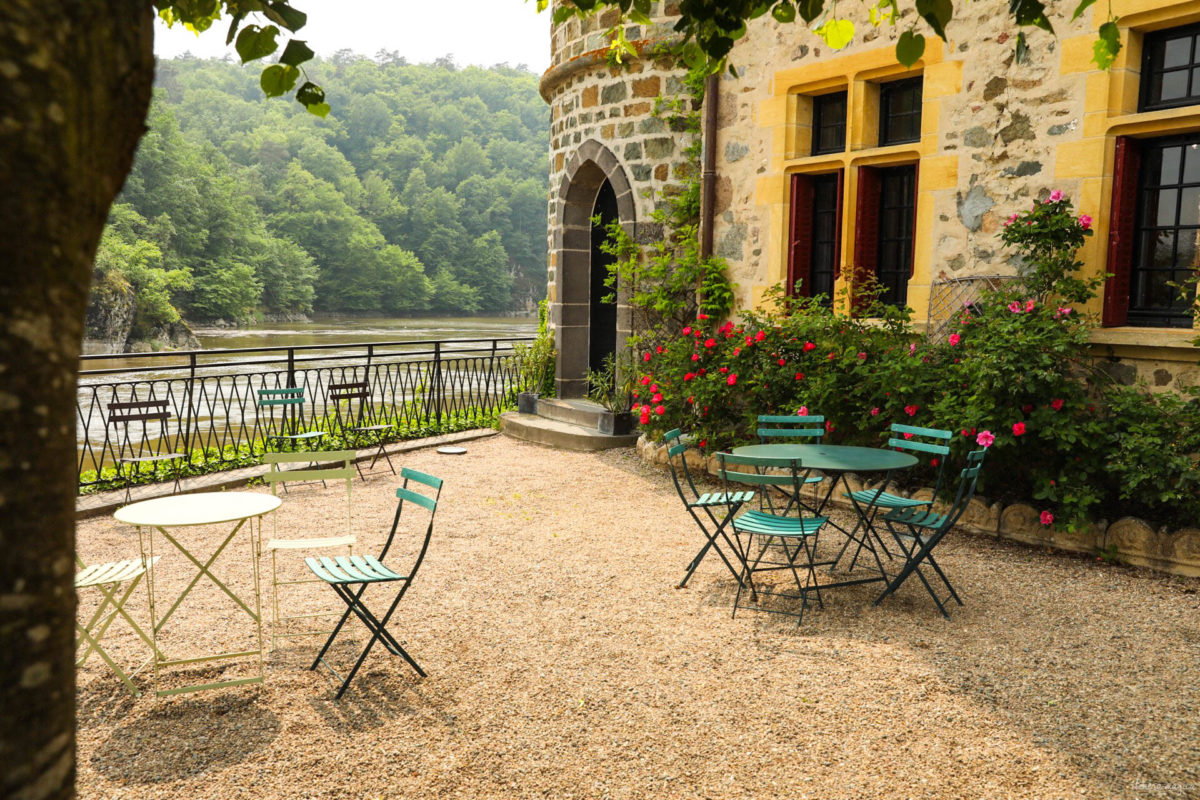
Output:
[
  {"left": 587, "top": 351, "right": 636, "bottom": 413},
  {"left": 549, "top": 0, "right": 1122, "bottom": 76},
  {"left": 631, "top": 191, "right": 1200, "bottom": 531},
  {"left": 515, "top": 300, "right": 557, "bottom": 396},
  {"left": 93, "top": 57, "right": 548, "bottom": 325},
  {"left": 998, "top": 193, "right": 1099, "bottom": 303}
]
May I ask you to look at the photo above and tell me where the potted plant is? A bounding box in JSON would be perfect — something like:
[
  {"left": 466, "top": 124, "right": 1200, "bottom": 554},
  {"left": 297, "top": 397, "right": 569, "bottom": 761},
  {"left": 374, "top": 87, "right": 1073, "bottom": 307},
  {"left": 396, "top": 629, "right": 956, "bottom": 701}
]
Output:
[
  {"left": 514, "top": 301, "right": 556, "bottom": 415},
  {"left": 588, "top": 352, "right": 635, "bottom": 435}
]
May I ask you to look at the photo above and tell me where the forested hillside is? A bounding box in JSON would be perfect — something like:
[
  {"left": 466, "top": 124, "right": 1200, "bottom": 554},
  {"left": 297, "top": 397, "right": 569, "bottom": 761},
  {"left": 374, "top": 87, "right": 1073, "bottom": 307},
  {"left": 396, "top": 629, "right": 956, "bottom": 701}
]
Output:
[{"left": 87, "top": 54, "right": 548, "bottom": 343}]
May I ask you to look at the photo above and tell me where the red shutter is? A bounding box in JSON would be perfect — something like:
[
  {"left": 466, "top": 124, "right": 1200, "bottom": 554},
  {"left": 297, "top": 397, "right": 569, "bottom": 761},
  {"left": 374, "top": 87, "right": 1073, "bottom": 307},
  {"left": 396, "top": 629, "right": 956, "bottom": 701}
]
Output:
[
  {"left": 788, "top": 173, "right": 814, "bottom": 296},
  {"left": 853, "top": 166, "right": 882, "bottom": 314},
  {"left": 1103, "top": 136, "right": 1141, "bottom": 327},
  {"left": 910, "top": 162, "right": 920, "bottom": 278},
  {"left": 832, "top": 168, "right": 845, "bottom": 279}
]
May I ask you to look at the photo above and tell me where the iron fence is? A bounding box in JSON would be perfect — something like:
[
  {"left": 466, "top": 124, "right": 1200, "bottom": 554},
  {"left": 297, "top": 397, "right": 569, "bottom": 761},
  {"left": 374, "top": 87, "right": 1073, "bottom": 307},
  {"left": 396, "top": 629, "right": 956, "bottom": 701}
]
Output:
[{"left": 77, "top": 337, "right": 532, "bottom": 492}]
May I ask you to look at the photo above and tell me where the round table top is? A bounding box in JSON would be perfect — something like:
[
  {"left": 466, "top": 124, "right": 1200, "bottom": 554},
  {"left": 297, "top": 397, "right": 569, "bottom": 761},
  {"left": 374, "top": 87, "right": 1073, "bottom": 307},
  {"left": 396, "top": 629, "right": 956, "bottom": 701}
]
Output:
[
  {"left": 731, "top": 443, "right": 919, "bottom": 472},
  {"left": 114, "top": 492, "right": 282, "bottom": 527}
]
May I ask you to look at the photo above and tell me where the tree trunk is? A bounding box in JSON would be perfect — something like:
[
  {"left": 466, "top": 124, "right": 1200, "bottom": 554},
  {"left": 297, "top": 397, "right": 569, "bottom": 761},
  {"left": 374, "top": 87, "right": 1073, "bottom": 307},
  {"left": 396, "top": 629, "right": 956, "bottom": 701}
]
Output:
[{"left": 0, "top": 4, "right": 154, "bottom": 798}]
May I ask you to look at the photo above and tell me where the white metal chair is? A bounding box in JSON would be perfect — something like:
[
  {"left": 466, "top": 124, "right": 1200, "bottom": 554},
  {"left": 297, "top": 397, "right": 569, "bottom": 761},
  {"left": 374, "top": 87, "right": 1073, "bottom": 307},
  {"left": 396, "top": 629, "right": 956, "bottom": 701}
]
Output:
[
  {"left": 75, "top": 555, "right": 163, "bottom": 696},
  {"left": 262, "top": 450, "right": 356, "bottom": 649}
]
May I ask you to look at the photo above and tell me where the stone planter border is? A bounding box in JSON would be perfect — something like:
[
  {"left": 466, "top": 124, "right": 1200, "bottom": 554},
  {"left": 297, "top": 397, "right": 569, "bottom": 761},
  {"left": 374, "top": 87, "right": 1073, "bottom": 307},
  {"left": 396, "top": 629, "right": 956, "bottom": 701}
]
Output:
[{"left": 636, "top": 435, "right": 1200, "bottom": 578}]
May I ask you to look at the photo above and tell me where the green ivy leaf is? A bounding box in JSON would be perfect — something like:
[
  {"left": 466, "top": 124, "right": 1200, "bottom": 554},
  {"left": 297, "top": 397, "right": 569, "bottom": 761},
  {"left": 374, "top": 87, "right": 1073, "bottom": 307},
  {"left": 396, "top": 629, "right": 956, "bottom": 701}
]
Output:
[
  {"left": 1093, "top": 21, "right": 1121, "bottom": 69},
  {"left": 235, "top": 24, "right": 280, "bottom": 63},
  {"left": 295, "top": 80, "right": 325, "bottom": 106},
  {"left": 1015, "top": 30, "right": 1029, "bottom": 63},
  {"left": 259, "top": 63, "right": 300, "bottom": 97},
  {"left": 1009, "top": 0, "right": 1054, "bottom": 33},
  {"left": 772, "top": 2, "right": 797, "bottom": 23},
  {"left": 552, "top": 5, "right": 577, "bottom": 23},
  {"left": 263, "top": 1, "right": 307, "bottom": 32},
  {"left": 816, "top": 18, "right": 855, "bottom": 50},
  {"left": 915, "top": 0, "right": 952, "bottom": 40},
  {"left": 896, "top": 29, "right": 926, "bottom": 66},
  {"left": 305, "top": 102, "right": 331, "bottom": 118},
  {"left": 279, "top": 39, "right": 314, "bottom": 67},
  {"left": 1070, "top": 0, "right": 1096, "bottom": 21},
  {"left": 797, "top": 0, "right": 825, "bottom": 23}
]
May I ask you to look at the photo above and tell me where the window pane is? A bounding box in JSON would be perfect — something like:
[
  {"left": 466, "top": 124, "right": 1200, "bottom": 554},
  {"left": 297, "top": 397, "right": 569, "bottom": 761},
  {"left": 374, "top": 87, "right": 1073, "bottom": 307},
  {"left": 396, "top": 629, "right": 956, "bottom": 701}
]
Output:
[
  {"left": 1160, "top": 146, "right": 1182, "bottom": 185},
  {"left": 1142, "top": 26, "right": 1200, "bottom": 110},
  {"left": 1161, "top": 69, "right": 1189, "bottom": 101},
  {"left": 1180, "top": 187, "right": 1200, "bottom": 226},
  {"left": 1177, "top": 229, "right": 1200, "bottom": 269},
  {"left": 1155, "top": 188, "right": 1179, "bottom": 226},
  {"left": 1184, "top": 142, "right": 1200, "bottom": 183},
  {"left": 1163, "top": 36, "right": 1193, "bottom": 68}
]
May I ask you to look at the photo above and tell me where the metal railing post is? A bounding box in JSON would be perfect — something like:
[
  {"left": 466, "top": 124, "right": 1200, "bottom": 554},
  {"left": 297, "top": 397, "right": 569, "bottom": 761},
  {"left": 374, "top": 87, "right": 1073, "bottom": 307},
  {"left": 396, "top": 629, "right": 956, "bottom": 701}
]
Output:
[
  {"left": 433, "top": 342, "right": 443, "bottom": 427},
  {"left": 183, "top": 352, "right": 197, "bottom": 461}
]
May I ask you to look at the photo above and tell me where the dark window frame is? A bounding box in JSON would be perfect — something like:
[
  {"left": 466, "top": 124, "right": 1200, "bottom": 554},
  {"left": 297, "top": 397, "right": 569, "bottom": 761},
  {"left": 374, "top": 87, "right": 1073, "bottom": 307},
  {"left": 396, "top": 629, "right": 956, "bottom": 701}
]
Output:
[
  {"left": 1140, "top": 23, "right": 1200, "bottom": 112},
  {"left": 811, "top": 91, "right": 848, "bottom": 156},
  {"left": 879, "top": 77, "right": 923, "bottom": 147},
  {"left": 875, "top": 165, "right": 917, "bottom": 306}
]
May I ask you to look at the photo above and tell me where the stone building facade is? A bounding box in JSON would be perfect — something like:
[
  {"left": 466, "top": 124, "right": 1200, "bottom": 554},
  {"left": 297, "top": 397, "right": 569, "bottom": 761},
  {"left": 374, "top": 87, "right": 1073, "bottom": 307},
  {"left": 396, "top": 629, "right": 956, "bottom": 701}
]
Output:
[{"left": 543, "top": 0, "right": 1200, "bottom": 397}]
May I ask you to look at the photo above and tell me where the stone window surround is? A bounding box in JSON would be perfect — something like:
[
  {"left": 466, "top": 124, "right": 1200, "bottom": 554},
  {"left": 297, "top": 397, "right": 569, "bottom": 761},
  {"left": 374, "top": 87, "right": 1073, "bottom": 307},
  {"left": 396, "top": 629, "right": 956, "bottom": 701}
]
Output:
[
  {"left": 550, "top": 139, "right": 638, "bottom": 399},
  {"left": 1065, "top": 0, "right": 1200, "bottom": 334}
]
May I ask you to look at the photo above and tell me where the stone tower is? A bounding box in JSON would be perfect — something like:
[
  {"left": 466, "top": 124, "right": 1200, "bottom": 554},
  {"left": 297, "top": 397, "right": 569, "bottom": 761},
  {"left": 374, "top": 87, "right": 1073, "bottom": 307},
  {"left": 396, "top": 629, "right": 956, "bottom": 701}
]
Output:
[{"left": 540, "top": 3, "right": 690, "bottom": 398}]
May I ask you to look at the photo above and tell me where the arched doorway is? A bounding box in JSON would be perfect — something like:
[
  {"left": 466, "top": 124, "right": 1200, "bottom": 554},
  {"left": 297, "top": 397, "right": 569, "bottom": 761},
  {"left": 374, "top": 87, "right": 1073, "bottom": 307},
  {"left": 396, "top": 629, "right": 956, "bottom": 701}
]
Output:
[
  {"left": 589, "top": 179, "right": 619, "bottom": 377},
  {"left": 550, "top": 140, "right": 636, "bottom": 398}
]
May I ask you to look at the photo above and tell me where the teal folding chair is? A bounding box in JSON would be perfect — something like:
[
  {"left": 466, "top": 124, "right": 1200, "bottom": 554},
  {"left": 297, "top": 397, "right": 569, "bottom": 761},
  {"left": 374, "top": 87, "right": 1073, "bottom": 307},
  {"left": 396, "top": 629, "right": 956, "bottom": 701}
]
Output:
[
  {"left": 306, "top": 468, "right": 441, "bottom": 699},
  {"left": 717, "top": 452, "right": 830, "bottom": 625},
  {"left": 756, "top": 414, "right": 826, "bottom": 512},
  {"left": 838, "top": 423, "right": 953, "bottom": 570},
  {"left": 663, "top": 429, "right": 750, "bottom": 589},
  {"left": 259, "top": 387, "right": 327, "bottom": 453},
  {"left": 876, "top": 448, "right": 987, "bottom": 618},
  {"left": 75, "top": 555, "right": 164, "bottom": 696}
]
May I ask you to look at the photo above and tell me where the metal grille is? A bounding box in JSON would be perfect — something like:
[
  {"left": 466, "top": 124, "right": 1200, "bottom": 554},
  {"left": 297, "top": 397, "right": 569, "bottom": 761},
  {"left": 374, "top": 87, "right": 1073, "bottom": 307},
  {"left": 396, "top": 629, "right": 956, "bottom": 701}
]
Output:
[
  {"left": 77, "top": 337, "right": 530, "bottom": 492},
  {"left": 925, "top": 274, "right": 1020, "bottom": 343}
]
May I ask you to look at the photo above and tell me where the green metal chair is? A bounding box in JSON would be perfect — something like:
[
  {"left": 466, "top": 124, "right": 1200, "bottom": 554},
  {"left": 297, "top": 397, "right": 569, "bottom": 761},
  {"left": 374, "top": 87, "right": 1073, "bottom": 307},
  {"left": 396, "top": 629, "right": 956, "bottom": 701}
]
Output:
[
  {"left": 328, "top": 380, "right": 395, "bottom": 480},
  {"left": 717, "top": 452, "right": 830, "bottom": 625},
  {"left": 663, "top": 429, "right": 750, "bottom": 589},
  {"left": 258, "top": 387, "right": 327, "bottom": 453},
  {"left": 75, "top": 555, "right": 164, "bottom": 696},
  {"left": 306, "top": 468, "right": 442, "bottom": 699},
  {"left": 756, "top": 414, "right": 826, "bottom": 513},
  {"left": 875, "top": 448, "right": 987, "bottom": 618},
  {"left": 838, "top": 423, "right": 953, "bottom": 570},
  {"left": 261, "top": 450, "right": 357, "bottom": 650}
]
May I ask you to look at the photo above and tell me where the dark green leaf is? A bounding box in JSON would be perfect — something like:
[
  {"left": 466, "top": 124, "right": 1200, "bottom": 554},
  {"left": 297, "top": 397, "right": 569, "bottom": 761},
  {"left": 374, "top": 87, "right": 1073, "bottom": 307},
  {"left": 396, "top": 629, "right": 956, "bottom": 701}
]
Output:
[
  {"left": 915, "top": 0, "right": 952, "bottom": 40},
  {"left": 1015, "top": 30, "right": 1028, "bottom": 63},
  {"left": 295, "top": 80, "right": 325, "bottom": 106},
  {"left": 772, "top": 2, "right": 797, "bottom": 23},
  {"left": 264, "top": 1, "right": 307, "bottom": 32},
  {"left": 279, "top": 39, "right": 314, "bottom": 67},
  {"left": 797, "top": 0, "right": 824, "bottom": 23},
  {"left": 1070, "top": 0, "right": 1096, "bottom": 21},
  {"left": 225, "top": 11, "right": 246, "bottom": 46},
  {"left": 552, "top": 5, "right": 577, "bottom": 23},
  {"left": 1008, "top": 0, "right": 1054, "bottom": 33},
  {"left": 236, "top": 24, "right": 280, "bottom": 63},
  {"left": 632, "top": 0, "right": 651, "bottom": 15},
  {"left": 260, "top": 63, "right": 300, "bottom": 97},
  {"left": 1093, "top": 21, "right": 1121, "bottom": 69},
  {"left": 896, "top": 29, "right": 926, "bottom": 66}
]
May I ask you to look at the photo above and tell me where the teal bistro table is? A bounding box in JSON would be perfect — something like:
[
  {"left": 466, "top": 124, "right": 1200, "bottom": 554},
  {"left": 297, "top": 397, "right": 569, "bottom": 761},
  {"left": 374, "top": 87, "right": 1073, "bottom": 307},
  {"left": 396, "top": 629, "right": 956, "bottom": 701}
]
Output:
[{"left": 730, "top": 443, "right": 918, "bottom": 584}]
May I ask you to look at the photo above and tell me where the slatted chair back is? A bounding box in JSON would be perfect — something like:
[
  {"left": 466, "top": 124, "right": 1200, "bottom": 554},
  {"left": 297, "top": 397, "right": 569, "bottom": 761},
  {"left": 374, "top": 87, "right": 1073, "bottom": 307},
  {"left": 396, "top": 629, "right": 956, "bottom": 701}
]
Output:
[
  {"left": 328, "top": 380, "right": 372, "bottom": 426},
  {"left": 663, "top": 429, "right": 701, "bottom": 502},
  {"left": 887, "top": 423, "right": 953, "bottom": 496},
  {"left": 939, "top": 448, "right": 987, "bottom": 532},
  {"left": 717, "top": 451, "right": 806, "bottom": 510},
  {"left": 108, "top": 399, "right": 174, "bottom": 459},
  {"left": 262, "top": 450, "right": 355, "bottom": 527},
  {"left": 380, "top": 467, "right": 443, "bottom": 566},
  {"left": 260, "top": 386, "right": 306, "bottom": 439},
  {"left": 757, "top": 414, "right": 825, "bottom": 444}
]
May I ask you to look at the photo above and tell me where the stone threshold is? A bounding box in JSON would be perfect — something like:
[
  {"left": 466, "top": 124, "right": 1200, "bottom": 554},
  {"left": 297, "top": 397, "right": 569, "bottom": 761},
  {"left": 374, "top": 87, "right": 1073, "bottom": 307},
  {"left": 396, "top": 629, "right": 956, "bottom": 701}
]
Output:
[
  {"left": 636, "top": 435, "right": 1200, "bottom": 579},
  {"left": 77, "top": 429, "right": 500, "bottom": 520}
]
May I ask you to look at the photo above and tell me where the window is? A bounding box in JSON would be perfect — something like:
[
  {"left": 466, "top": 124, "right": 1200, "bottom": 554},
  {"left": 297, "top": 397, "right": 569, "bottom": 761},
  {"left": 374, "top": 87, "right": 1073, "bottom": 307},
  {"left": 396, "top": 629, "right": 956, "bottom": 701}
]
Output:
[
  {"left": 853, "top": 165, "right": 916, "bottom": 308},
  {"left": 811, "top": 92, "right": 847, "bottom": 155},
  {"left": 787, "top": 171, "right": 843, "bottom": 303},
  {"left": 1128, "top": 136, "right": 1200, "bottom": 326},
  {"left": 879, "top": 78, "right": 922, "bottom": 146},
  {"left": 1140, "top": 24, "right": 1200, "bottom": 112}
]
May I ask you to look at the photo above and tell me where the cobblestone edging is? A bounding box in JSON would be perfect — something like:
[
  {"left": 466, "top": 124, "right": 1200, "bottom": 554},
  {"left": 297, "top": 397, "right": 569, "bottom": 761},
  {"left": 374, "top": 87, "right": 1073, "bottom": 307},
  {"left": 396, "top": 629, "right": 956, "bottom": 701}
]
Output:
[{"left": 635, "top": 435, "right": 1200, "bottom": 578}]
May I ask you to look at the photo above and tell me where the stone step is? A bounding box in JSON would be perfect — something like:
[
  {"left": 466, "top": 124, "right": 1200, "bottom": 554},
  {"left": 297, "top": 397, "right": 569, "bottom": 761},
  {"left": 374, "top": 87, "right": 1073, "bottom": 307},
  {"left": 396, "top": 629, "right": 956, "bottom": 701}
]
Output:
[
  {"left": 499, "top": 412, "right": 639, "bottom": 452},
  {"left": 534, "top": 397, "right": 609, "bottom": 429}
]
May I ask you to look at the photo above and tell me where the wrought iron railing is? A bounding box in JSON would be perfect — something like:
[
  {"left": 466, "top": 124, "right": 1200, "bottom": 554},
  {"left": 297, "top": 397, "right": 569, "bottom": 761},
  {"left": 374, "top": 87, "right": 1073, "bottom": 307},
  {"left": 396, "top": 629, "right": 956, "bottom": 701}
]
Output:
[{"left": 77, "top": 337, "right": 532, "bottom": 492}]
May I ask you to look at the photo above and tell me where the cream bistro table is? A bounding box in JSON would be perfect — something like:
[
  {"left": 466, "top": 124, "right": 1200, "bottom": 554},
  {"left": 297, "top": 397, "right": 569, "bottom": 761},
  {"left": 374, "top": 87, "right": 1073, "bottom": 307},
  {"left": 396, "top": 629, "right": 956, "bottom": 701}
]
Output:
[{"left": 114, "top": 492, "right": 281, "bottom": 697}]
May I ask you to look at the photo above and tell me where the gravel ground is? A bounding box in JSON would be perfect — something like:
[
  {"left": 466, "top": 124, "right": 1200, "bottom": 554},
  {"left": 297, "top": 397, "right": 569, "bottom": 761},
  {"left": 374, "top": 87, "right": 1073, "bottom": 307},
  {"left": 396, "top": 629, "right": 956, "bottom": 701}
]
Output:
[{"left": 74, "top": 435, "right": 1200, "bottom": 799}]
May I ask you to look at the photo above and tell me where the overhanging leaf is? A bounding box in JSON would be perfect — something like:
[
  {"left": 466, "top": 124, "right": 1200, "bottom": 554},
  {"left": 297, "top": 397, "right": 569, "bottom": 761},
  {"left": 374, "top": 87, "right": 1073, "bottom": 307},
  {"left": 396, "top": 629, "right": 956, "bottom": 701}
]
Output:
[
  {"left": 915, "top": 0, "right": 952, "bottom": 40},
  {"left": 279, "top": 39, "right": 314, "bottom": 67},
  {"left": 1092, "top": 20, "right": 1121, "bottom": 69},
  {"left": 772, "top": 2, "right": 797, "bottom": 23},
  {"left": 296, "top": 81, "right": 325, "bottom": 106},
  {"left": 236, "top": 24, "right": 280, "bottom": 63},
  {"left": 1070, "top": 0, "right": 1096, "bottom": 21},
  {"left": 264, "top": 1, "right": 307, "bottom": 32},
  {"left": 1009, "top": 0, "right": 1054, "bottom": 33},
  {"left": 797, "top": 0, "right": 825, "bottom": 23},
  {"left": 896, "top": 29, "right": 926, "bottom": 66},
  {"left": 260, "top": 63, "right": 300, "bottom": 97},
  {"left": 305, "top": 102, "right": 331, "bottom": 118},
  {"left": 817, "top": 18, "right": 855, "bottom": 50}
]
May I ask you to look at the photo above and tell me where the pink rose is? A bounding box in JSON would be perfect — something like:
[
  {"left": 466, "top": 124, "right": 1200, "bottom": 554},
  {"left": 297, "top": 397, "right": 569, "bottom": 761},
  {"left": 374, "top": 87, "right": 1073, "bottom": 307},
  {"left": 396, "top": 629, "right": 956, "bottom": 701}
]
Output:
[
  {"left": 904, "top": 404, "right": 919, "bottom": 416},
  {"left": 654, "top": 405, "right": 665, "bottom": 416},
  {"left": 1078, "top": 214, "right": 1092, "bottom": 230},
  {"left": 682, "top": 326, "right": 692, "bottom": 335},
  {"left": 755, "top": 330, "right": 766, "bottom": 342},
  {"left": 726, "top": 374, "right": 737, "bottom": 386},
  {"left": 704, "top": 338, "right": 716, "bottom": 348},
  {"left": 1008, "top": 301, "right": 1022, "bottom": 313},
  {"left": 870, "top": 407, "right": 880, "bottom": 416},
  {"left": 691, "top": 353, "right": 700, "bottom": 362},
  {"left": 1040, "top": 510, "right": 1054, "bottom": 526},
  {"left": 948, "top": 333, "right": 961, "bottom": 346},
  {"left": 639, "top": 411, "right": 650, "bottom": 425},
  {"left": 1012, "top": 421, "right": 1026, "bottom": 436},
  {"left": 640, "top": 376, "right": 651, "bottom": 385},
  {"left": 652, "top": 393, "right": 663, "bottom": 403},
  {"left": 733, "top": 347, "right": 741, "bottom": 356},
  {"left": 1025, "top": 299, "right": 1035, "bottom": 312},
  {"left": 976, "top": 430, "right": 995, "bottom": 448},
  {"left": 1049, "top": 189, "right": 1063, "bottom": 202},
  {"left": 718, "top": 367, "right": 728, "bottom": 374},
  {"left": 798, "top": 406, "right": 809, "bottom": 416},
  {"left": 857, "top": 352, "right": 867, "bottom": 360},
  {"left": 655, "top": 345, "right": 664, "bottom": 354},
  {"left": 909, "top": 342, "right": 917, "bottom": 355}
]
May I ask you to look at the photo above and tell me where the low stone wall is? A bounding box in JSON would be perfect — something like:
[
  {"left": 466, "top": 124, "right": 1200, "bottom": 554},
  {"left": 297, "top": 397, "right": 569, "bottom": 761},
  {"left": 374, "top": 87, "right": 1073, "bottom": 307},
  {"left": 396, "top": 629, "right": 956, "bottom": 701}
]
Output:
[{"left": 636, "top": 436, "right": 1200, "bottom": 578}]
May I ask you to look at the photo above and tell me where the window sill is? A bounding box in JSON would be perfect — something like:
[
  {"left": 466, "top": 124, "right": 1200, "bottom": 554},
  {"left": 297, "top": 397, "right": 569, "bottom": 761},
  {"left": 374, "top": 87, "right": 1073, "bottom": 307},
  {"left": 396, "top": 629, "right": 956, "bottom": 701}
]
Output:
[{"left": 1090, "top": 326, "right": 1198, "bottom": 359}]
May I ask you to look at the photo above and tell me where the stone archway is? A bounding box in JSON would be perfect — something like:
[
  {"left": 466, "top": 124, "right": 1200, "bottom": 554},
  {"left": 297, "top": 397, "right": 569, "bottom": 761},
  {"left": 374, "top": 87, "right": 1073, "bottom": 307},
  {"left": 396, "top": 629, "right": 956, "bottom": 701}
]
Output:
[{"left": 551, "top": 140, "right": 637, "bottom": 398}]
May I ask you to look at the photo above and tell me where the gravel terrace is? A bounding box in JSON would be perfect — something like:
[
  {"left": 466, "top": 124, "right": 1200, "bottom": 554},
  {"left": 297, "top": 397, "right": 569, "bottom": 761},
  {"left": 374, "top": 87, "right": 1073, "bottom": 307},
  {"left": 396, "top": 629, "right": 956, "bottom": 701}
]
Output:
[{"left": 74, "top": 434, "right": 1200, "bottom": 799}]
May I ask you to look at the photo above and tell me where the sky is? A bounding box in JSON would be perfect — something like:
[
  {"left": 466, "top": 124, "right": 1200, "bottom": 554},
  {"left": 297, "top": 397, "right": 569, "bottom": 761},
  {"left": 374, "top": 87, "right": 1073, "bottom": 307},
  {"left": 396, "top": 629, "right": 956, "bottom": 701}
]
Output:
[{"left": 154, "top": 0, "right": 553, "bottom": 73}]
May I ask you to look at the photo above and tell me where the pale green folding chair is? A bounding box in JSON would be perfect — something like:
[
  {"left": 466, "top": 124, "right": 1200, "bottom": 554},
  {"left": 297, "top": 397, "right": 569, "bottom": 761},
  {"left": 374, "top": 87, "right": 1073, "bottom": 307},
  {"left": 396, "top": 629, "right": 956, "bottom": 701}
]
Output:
[
  {"left": 261, "top": 450, "right": 356, "bottom": 649},
  {"left": 75, "top": 555, "right": 164, "bottom": 696}
]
